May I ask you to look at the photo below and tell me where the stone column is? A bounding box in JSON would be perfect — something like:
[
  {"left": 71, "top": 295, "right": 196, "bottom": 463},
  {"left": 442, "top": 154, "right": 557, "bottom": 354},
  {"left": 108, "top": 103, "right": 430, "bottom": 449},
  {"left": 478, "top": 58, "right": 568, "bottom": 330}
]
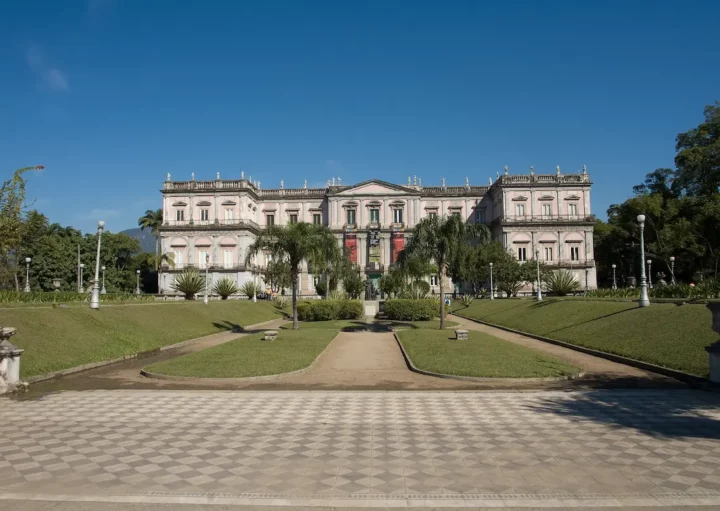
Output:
[
  {"left": 380, "top": 233, "right": 391, "bottom": 267},
  {"left": 357, "top": 233, "right": 367, "bottom": 269}
]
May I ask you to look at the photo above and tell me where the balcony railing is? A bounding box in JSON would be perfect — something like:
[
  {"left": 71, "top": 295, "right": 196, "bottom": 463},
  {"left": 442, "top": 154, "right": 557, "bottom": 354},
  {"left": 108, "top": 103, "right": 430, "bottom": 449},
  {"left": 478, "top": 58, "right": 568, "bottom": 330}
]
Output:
[
  {"left": 163, "top": 263, "right": 249, "bottom": 271},
  {"left": 495, "top": 214, "right": 595, "bottom": 224},
  {"left": 496, "top": 174, "right": 590, "bottom": 185},
  {"left": 162, "top": 219, "right": 260, "bottom": 229}
]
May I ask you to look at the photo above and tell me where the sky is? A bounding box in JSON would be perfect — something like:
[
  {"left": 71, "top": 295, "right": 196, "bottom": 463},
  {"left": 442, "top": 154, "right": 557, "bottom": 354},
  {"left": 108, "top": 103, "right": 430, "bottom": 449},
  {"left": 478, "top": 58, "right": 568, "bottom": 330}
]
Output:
[{"left": 1, "top": 0, "right": 719, "bottom": 233}]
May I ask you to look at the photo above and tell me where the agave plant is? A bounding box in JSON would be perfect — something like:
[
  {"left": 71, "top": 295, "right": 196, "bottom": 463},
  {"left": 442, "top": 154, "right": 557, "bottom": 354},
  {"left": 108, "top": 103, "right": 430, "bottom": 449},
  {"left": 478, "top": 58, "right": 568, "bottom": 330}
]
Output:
[
  {"left": 171, "top": 269, "right": 205, "bottom": 300},
  {"left": 240, "top": 281, "right": 261, "bottom": 300},
  {"left": 213, "top": 277, "right": 239, "bottom": 300},
  {"left": 460, "top": 295, "right": 474, "bottom": 307},
  {"left": 544, "top": 270, "right": 580, "bottom": 296}
]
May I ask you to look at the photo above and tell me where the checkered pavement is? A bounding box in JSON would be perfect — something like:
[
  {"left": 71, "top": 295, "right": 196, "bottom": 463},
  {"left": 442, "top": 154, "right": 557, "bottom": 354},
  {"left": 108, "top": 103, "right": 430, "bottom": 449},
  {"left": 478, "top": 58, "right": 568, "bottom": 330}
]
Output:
[{"left": 2, "top": 390, "right": 720, "bottom": 501}]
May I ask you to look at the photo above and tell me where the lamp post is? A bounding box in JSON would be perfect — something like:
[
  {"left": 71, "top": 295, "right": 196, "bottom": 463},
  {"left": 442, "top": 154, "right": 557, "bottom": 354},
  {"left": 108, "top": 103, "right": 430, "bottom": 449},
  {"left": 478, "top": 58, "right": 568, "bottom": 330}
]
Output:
[
  {"left": 203, "top": 254, "right": 210, "bottom": 304},
  {"left": 535, "top": 250, "right": 542, "bottom": 301},
  {"left": 669, "top": 256, "right": 676, "bottom": 285},
  {"left": 647, "top": 259, "right": 653, "bottom": 289},
  {"left": 101, "top": 266, "right": 107, "bottom": 294},
  {"left": 612, "top": 264, "right": 617, "bottom": 290},
  {"left": 489, "top": 262, "right": 494, "bottom": 300},
  {"left": 637, "top": 215, "right": 650, "bottom": 307},
  {"left": 90, "top": 221, "right": 105, "bottom": 310},
  {"left": 79, "top": 264, "right": 85, "bottom": 293},
  {"left": 135, "top": 270, "right": 141, "bottom": 295},
  {"left": 24, "top": 257, "right": 31, "bottom": 293}
]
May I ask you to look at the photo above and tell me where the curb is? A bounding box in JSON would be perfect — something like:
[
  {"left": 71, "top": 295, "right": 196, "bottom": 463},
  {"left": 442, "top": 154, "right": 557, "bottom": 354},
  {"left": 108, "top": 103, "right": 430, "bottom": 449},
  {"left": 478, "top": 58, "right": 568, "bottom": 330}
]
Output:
[
  {"left": 24, "top": 318, "right": 286, "bottom": 385},
  {"left": 451, "top": 312, "right": 708, "bottom": 387},
  {"left": 392, "top": 332, "right": 584, "bottom": 383}
]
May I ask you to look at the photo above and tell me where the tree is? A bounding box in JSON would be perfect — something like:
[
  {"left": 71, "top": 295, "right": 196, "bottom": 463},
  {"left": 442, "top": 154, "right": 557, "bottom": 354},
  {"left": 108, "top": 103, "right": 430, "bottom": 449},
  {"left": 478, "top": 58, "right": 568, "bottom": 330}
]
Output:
[
  {"left": 674, "top": 102, "right": 720, "bottom": 196},
  {"left": 246, "top": 222, "right": 337, "bottom": 329},
  {"left": 403, "top": 215, "right": 489, "bottom": 328},
  {"left": 263, "top": 260, "right": 291, "bottom": 293},
  {"left": 137, "top": 209, "right": 163, "bottom": 268},
  {"left": 308, "top": 239, "right": 344, "bottom": 299},
  {"left": 342, "top": 266, "right": 365, "bottom": 299}
]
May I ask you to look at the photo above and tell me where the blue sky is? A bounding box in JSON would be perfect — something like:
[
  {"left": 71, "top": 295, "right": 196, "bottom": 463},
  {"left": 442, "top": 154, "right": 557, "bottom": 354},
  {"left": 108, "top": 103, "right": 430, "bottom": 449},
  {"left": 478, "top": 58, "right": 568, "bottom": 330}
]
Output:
[{"left": 1, "top": 0, "right": 718, "bottom": 233}]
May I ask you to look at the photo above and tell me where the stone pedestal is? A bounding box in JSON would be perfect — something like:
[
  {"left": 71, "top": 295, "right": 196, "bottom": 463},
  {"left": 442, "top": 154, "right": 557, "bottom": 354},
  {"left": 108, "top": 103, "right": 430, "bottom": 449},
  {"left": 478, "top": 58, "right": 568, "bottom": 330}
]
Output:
[
  {"left": 0, "top": 327, "right": 24, "bottom": 394},
  {"left": 706, "top": 303, "right": 720, "bottom": 384}
]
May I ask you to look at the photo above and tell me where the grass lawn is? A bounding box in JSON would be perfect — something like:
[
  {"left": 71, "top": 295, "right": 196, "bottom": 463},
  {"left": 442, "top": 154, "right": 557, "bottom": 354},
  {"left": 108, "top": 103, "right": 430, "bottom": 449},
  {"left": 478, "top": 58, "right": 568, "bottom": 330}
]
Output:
[
  {"left": 144, "top": 328, "right": 337, "bottom": 378},
  {"left": 397, "top": 328, "right": 579, "bottom": 378},
  {"left": 286, "top": 319, "right": 458, "bottom": 331},
  {"left": 5, "top": 301, "right": 285, "bottom": 378},
  {"left": 455, "top": 299, "right": 715, "bottom": 377}
]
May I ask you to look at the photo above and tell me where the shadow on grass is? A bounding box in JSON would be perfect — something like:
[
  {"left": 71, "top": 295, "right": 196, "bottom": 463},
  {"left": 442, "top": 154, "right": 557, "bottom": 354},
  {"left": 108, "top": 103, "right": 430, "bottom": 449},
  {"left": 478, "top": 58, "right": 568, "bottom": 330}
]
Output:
[
  {"left": 526, "top": 390, "right": 720, "bottom": 439},
  {"left": 543, "top": 307, "right": 637, "bottom": 337},
  {"left": 211, "top": 321, "right": 244, "bottom": 333}
]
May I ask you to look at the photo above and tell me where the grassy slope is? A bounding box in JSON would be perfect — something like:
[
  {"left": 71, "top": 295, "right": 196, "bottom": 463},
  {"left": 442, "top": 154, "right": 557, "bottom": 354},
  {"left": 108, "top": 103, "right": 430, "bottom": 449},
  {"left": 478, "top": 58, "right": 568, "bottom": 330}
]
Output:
[
  {"left": 145, "top": 328, "right": 337, "bottom": 378},
  {"left": 397, "top": 329, "right": 578, "bottom": 378},
  {"left": 5, "top": 301, "right": 284, "bottom": 378},
  {"left": 456, "top": 299, "right": 715, "bottom": 377}
]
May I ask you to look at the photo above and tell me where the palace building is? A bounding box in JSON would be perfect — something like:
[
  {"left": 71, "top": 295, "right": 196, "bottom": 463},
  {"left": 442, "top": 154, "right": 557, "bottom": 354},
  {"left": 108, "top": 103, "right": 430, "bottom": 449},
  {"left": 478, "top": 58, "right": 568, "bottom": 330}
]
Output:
[{"left": 158, "top": 167, "right": 596, "bottom": 296}]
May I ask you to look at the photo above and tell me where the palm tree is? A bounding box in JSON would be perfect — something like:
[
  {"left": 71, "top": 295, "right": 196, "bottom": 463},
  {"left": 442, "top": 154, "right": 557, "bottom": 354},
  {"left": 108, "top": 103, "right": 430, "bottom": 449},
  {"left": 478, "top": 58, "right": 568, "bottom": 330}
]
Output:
[
  {"left": 138, "top": 209, "right": 163, "bottom": 269},
  {"left": 403, "top": 215, "right": 490, "bottom": 329},
  {"left": 246, "top": 222, "right": 337, "bottom": 329}
]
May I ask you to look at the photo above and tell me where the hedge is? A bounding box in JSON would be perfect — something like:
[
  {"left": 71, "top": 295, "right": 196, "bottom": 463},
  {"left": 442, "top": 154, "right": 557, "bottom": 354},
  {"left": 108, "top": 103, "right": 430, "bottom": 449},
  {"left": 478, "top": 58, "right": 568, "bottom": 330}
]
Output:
[
  {"left": 297, "top": 300, "right": 364, "bottom": 321},
  {"left": 384, "top": 299, "right": 438, "bottom": 321}
]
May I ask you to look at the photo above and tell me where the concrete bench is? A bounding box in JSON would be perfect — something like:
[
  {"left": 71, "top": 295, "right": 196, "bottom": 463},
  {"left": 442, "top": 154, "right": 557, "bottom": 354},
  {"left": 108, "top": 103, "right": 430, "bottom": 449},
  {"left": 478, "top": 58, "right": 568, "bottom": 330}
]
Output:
[
  {"left": 454, "top": 329, "right": 468, "bottom": 341},
  {"left": 263, "top": 330, "right": 278, "bottom": 341}
]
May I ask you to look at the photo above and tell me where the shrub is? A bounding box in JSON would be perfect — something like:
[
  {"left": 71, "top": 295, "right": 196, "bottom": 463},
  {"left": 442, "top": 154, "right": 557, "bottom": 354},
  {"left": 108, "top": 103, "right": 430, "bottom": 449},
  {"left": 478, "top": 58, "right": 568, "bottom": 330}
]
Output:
[
  {"left": 343, "top": 271, "right": 365, "bottom": 299},
  {"left": 460, "top": 295, "right": 474, "bottom": 307},
  {"left": 544, "top": 270, "right": 580, "bottom": 296},
  {"left": 586, "top": 287, "right": 638, "bottom": 299},
  {"left": 240, "top": 281, "right": 261, "bottom": 299},
  {"left": 337, "top": 300, "right": 364, "bottom": 319},
  {"left": 296, "top": 299, "right": 363, "bottom": 321},
  {"left": 384, "top": 299, "right": 438, "bottom": 321},
  {"left": 328, "top": 289, "right": 347, "bottom": 301},
  {"left": 213, "top": 277, "right": 238, "bottom": 299},
  {"left": 171, "top": 269, "right": 205, "bottom": 300},
  {"left": 274, "top": 296, "right": 288, "bottom": 309},
  {"left": 0, "top": 290, "right": 157, "bottom": 304},
  {"left": 315, "top": 279, "right": 327, "bottom": 297}
]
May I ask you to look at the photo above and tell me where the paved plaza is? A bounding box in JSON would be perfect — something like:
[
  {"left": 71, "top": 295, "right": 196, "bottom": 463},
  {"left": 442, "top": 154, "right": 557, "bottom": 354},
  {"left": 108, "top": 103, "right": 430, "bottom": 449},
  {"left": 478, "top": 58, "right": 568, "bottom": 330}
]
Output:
[{"left": 3, "top": 389, "right": 720, "bottom": 508}]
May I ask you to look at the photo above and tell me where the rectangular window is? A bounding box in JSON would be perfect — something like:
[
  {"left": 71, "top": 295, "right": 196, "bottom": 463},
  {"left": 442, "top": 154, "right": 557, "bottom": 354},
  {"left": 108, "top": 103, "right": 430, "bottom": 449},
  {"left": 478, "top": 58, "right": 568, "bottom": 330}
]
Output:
[
  {"left": 176, "top": 210, "right": 184, "bottom": 222},
  {"left": 475, "top": 209, "right": 486, "bottom": 223},
  {"left": 201, "top": 209, "right": 209, "bottom": 221},
  {"left": 346, "top": 209, "right": 356, "bottom": 225},
  {"left": 518, "top": 247, "right": 527, "bottom": 261},
  {"left": 266, "top": 214, "right": 274, "bottom": 226},
  {"left": 393, "top": 208, "right": 403, "bottom": 224},
  {"left": 569, "top": 203, "right": 578, "bottom": 216},
  {"left": 313, "top": 213, "right": 322, "bottom": 225},
  {"left": 223, "top": 250, "right": 233, "bottom": 269},
  {"left": 174, "top": 251, "right": 184, "bottom": 268},
  {"left": 430, "top": 276, "right": 437, "bottom": 286},
  {"left": 542, "top": 203, "right": 552, "bottom": 216},
  {"left": 515, "top": 204, "right": 525, "bottom": 217},
  {"left": 198, "top": 250, "right": 208, "bottom": 269},
  {"left": 570, "top": 246, "right": 580, "bottom": 261},
  {"left": 369, "top": 208, "right": 380, "bottom": 223},
  {"left": 544, "top": 246, "right": 553, "bottom": 262},
  {"left": 428, "top": 211, "right": 437, "bottom": 219},
  {"left": 289, "top": 214, "right": 298, "bottom": 224},
  {"left": 225, "top": 208, "right": 234, "bottom": 221}
]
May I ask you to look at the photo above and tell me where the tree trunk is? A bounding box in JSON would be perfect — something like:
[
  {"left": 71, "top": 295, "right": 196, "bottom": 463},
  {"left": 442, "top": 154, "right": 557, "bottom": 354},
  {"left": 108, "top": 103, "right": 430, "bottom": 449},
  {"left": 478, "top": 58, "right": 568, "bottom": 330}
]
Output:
[
  {"left": 438, "top": 267, "right": 445, "bottom": 329},
  {"left": 291, "top": 267, "right": 299, "bottom": 329},
  {"left": 325, "top": 271, "right": 330, "bottom": 299}
]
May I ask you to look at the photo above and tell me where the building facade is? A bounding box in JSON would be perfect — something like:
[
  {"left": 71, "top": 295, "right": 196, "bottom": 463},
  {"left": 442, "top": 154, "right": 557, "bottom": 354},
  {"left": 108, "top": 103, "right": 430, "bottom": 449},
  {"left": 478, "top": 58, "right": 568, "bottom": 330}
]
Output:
[{"left": 158, "top": 167, "right": 596, "bottom": 296}]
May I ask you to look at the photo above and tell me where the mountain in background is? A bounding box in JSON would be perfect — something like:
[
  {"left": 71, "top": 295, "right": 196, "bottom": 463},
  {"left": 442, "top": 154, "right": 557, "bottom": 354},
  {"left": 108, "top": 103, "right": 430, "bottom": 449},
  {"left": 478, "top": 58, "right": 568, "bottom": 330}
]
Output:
[{"left": 120, "top": 227, "right": 156, "bottom": 253}]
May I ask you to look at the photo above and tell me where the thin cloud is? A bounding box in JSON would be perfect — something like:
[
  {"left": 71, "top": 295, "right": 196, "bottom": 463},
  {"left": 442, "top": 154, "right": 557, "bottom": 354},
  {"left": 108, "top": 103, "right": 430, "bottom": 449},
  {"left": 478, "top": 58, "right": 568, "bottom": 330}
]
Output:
[
  {"left": 26, "top": 46, "right": 69, "bottom": 92},
  {"left": 87, "top": 208, "right": 121, "bottom": 220}
]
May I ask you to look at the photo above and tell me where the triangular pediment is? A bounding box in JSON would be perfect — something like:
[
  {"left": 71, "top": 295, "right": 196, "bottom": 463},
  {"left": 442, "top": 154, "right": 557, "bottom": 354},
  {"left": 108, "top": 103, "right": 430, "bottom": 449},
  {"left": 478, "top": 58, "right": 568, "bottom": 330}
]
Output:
[{"left": 331, "top": 179, "right": 418, "bottom": 196}]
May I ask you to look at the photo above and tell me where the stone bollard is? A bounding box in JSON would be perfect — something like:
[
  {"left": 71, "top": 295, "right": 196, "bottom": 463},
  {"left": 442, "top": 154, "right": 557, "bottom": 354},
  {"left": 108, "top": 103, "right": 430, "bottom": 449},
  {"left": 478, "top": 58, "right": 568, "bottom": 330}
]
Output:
[
  {"left": 706, "top": 303, "right": 720, "bottom": 384},
  {"left": 0, "top": 326, "right": 25, "bottom": 394}
]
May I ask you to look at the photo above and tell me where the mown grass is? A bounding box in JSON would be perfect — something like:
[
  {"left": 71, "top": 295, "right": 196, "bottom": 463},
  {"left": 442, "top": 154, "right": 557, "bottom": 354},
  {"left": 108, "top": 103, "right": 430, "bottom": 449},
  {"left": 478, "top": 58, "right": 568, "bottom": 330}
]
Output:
[
  {"left": 455, "top": 299, "right": 715, "bottom": 377},
  {"left": 5, "top": 301, "right": 284, "bottom": 378},
  {"left": 145, "top": 328, "right": 337, "bottom": 378},
  {"left": 397, "top": 329, "right": 579, "bottom": 378}
]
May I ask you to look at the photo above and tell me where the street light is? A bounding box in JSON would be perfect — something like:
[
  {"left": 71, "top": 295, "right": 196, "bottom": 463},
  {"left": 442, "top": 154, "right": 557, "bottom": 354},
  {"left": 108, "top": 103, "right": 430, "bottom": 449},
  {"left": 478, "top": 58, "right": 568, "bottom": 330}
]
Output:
[
  {"left": 611, "top": 264, "right": 617, "bottom": 290},
  {"left": 647, "top": 259, "right": 653, "bottom": 289},
  {"left": 90, "top": 221, "right": 105, "bottom": 310},
  {"left": 637, "top": 215, "right": 650, "bottom": 307},
  {"left": 135, "top": 269, "right": 141, "bottom": 295},
  {"left": 669, "top": 256, "right": 676, "bottom": 285},
  {"left": 79, "top": 263, "right": 85, "bottom": 293},
  {"left": 489, "top": 262, "right": 494, "bottom": 300},
  {"left": 101, "top": 266, "right": 107, "bottom": 294},
  {"left": 203, "top": 254, "right": 210, "bottom": 304},
  {"left": 24, "top": 257, "right": 31, "bottom": 293},
  {"left": 535, "top": 249, "right": 542, "bottom": 301}
]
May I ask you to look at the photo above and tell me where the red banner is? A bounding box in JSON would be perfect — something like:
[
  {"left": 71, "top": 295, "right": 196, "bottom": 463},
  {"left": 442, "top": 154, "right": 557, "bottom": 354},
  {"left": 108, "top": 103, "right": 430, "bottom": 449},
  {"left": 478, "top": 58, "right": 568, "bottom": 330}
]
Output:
[
  {"left": 391, "top": 233, "right": 404, "bottom": 263},
  {"left": 345, "top": 234, "right": 357, "bottom": 264}
]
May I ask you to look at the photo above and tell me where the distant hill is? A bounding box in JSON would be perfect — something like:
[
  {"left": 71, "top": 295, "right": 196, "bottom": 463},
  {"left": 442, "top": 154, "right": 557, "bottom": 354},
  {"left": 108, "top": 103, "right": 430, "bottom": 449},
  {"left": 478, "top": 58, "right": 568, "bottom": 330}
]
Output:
[{"left": 120, "top": 227, "right": 157, "bottom": 254}]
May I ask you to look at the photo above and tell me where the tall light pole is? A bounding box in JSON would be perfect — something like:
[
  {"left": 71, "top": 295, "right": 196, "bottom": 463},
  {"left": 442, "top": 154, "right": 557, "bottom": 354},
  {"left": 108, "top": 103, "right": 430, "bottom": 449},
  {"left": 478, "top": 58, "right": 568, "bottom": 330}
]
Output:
[
  {"left": 101, "top": 266, "right": 107, "bottom": 294},
  {"left": 489, "top": 262, "right": 494, "bottom": 300},
  {"left": 637, "top": 215, "right": 650, "bottom": 307},
  {"left": 535, "top": 249, "right": 542, "bottom": 301},
  {"left": 669, "top": 256, "right": 676, "bottom": 285},
  {"left": 647, "top": 259, "right": 653, "bottom": 289},
  {"left": 24, "top": 257, "right": 31, "bottom": 292},
  {"left": 612, "top": 264, "right": 617, "bottom": 290},
  {"left": 79, "top": 264, "right": 85, "bottom": 293},
  {"left": 135, "top": 269, "right": 141, "bottom": 295},
  {"left": 203, "top": 254, "right": 210, "bottom": 304},
  {"left": 90, "top": 221, "right": 105, "bottom": 310}
]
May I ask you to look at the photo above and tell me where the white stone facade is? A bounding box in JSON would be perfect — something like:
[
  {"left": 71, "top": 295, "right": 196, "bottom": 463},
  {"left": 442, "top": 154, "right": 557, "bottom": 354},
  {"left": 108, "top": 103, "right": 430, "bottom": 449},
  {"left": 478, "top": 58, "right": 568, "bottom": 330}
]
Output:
[{"left": 158, "top": 170, "right": 596, "bottom": 296}]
